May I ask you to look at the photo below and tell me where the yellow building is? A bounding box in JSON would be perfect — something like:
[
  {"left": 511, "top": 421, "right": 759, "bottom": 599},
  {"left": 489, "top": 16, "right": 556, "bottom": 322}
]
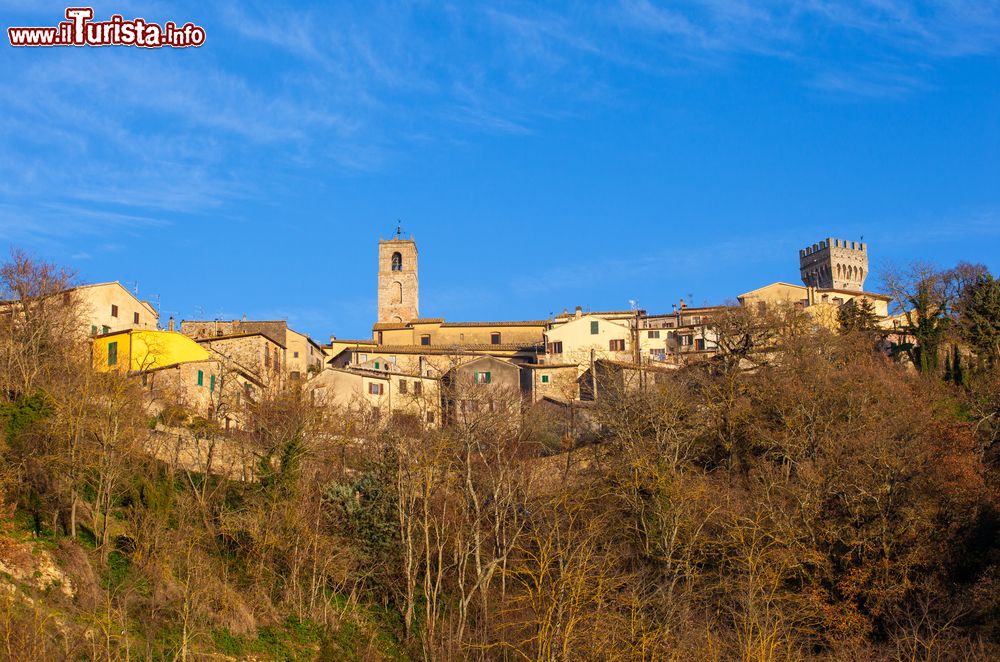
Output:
[
  {"left": 92, "top": 329, "right": 210, "bottom": 373},
  {"left": 92, "top": 329, "right": 263, "bottom": 430}
]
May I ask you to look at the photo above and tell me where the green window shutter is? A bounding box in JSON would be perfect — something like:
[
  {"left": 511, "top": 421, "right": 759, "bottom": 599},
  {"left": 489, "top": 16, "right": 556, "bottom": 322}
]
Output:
[
  {"left": 90, "top": 325, "right": 97, "bottom": 336},
  {"left": 485, "top": 372, "right": 491, "bottom": 384},
  {"left": 541, "top": 375, "right": 549, "bottom": 384},
  {"left": 590, "top": 321, "right": 599, "bottom": 334},
  {"left": 107, "top": 341, "right": 118, "bottom": 366},
  {"left": 197, "top": 370, "right": 203, "bottom": 386},
  {"left": 210, "top": 374, "right": 216, "bottom": 392},
  {"left": 374, "top": 361, "right": 380, "bottom": 369}
]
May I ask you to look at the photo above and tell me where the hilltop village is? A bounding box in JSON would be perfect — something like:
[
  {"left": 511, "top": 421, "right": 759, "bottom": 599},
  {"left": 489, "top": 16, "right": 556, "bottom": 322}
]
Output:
[{"left": 74, "top": 233, "right": 892, "bottom": 433}]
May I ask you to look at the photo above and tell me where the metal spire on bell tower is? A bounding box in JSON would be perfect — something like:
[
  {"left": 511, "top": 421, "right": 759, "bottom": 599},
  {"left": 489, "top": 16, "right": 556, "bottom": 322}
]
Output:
[{"left": 395, "top": 219, "right": 402, "bottom": 239}]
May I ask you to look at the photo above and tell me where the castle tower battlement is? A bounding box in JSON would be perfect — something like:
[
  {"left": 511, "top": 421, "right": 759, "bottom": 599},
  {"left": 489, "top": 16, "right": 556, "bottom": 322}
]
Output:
[
  {"left": 378, "top": 236, "right": 419, "bottom": 324},
  {"left": 799, "top": 237, "right": 868, "bottom": 292}
]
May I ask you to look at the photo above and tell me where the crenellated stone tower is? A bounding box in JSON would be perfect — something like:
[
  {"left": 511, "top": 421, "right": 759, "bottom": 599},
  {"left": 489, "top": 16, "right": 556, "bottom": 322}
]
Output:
[
  {"left": 799, "top": 237, "right": 868, "bottom": 292},
  {"left": 378, "top": 230, "right": 419, "bottom": 324}
]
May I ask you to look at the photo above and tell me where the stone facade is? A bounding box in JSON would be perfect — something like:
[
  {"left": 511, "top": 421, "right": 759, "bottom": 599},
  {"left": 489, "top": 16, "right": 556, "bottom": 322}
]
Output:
[
  {"left": 799, "top": 237, "right": 868, "bottom": 291},
  {"left": 378, "top": 238, "right": 419, "bottom": 324}
]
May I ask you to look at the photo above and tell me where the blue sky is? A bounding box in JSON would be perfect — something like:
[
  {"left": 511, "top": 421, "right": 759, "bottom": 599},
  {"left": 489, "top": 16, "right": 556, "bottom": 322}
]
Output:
[{"left": 2, "top": 1, "right": 998, "bottom": 340}]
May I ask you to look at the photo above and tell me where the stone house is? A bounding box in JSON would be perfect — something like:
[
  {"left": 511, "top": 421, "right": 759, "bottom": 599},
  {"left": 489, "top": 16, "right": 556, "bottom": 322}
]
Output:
[{"left": 309, "top": 366, "right": 441, "bottom": 428}]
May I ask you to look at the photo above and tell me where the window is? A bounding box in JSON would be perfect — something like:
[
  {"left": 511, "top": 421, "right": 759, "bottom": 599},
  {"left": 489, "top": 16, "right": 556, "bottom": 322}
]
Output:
[
  {"left": 197, "top": 370, "right": 204, "bottom": 386},
  {"left": 681, "top": 335, "right": 693, "bottom": 347},
  {"left": 391, "top": 251, "right": 402, "bottom": 271},
  {"left": 374, "top": 361, "right": 380, "bottom": 369},
  {"left": 62, "top": 292, "right": 71, "bottom": 305},
  {"left": 648, "top": 330, "right": 660, "bottom": 338},
  {"left": 141, "top": 374, "right": 148, "bottom": 386},
  {"left": 399, "top": 380, "right": 408, "bottom": 394},
  {"left": 369, "top": 382, "right": 384, "bottom": 395},
  {"left": 377, "top": 331, "right": 383, "bottom": 344},
  {"left": 290, "top": 371, "right": 301, "bottom": 380},
  {"left": 90, "top": 325, "right": 97, "bottom": 336},
  {"left": 609, "top": 339, "right": 625, "bottom": 351},
  {"left": 102, "top": 325, "right": 110, "bottom": 334},
  {"left": 420, "top": 335, "right": 431, "bottom": 346},
  {"left": 490, "top": 332, "right": 501, "bottom": 345},
  {"left": 389, "top": 355, "right": 397, "bottom": 365},
  {"left": 107, "top": 341, "right": 118, "bottom": 366},
  {"left": 650, "top": 349, "right": 666, "bottom": 361},
  {"left": 265, "top": 349, "right": 271, "bottom": 368},
  {"left": 695, "top": 338, "right": 706, "bottom": 351},
  {"left": 414, "top": 381, "right": 422, "bottom": 396},
  {"left": 293, "top": 351, "right": 299, "bottom": 358},
  {"left": 111, "top": 304, "right": 119, "bottom": 318},
  {"left": 359, "top": 353, "right": 368, "bottom": 363},
  {"left": 541, "top": 374, "right": 550, "bottom": 384},
  {"left": 133, "top": 311, "right": 140, "bottom": 324},
  {"left": 546, "top": 341, "right": 563, "bottom": 354},
  {"left": 590, "top": 320, "right": 599, "bottom": 334},
  {"left": 474, "top": 371, "right": 491, "bottom": 384},
  {"left": 426, "top": 411, "right": 435, "bottom": 423},
  {"left": 210, "top": 374, "right": 216, "bottom": 393}
]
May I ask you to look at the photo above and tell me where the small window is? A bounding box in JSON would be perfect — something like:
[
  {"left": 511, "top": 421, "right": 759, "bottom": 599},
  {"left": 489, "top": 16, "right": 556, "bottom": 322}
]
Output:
[
  {"left": 475, "top": 371, "right": 491, "bottom": 384},
  {"left": 369, "top": 382, "right": 384, "bottom": 395},
  {"left": 546, "top": 341, "right": 563, "bottom": 354},
  {"left": 681, "top": 335, "right": 693, "bottom": 347},
  {"left": 490, "top": 332, "right": 501, "bottom": 345},
  {"left": 426, "top": 411, "right": 435, "bottom": 424},
  {"left": 197, "top": 370, "right": 204, "bottom": 386},
  {"left": 141, "top": 373, "right": 148, "bottom": 386},
  {"left": 359, "top": 353, "right": 368, "bottom": 363},
  {"left": 647, "top": 330, "right": 660, "bottom": 339},
  {"left": 111, "top": 304, "right": 119, "bottom": 318},
  {"left": 414, "top": 381, "right": 422, "bottom": 396},
  {"left": 391, "top": 252, "right": 402, "bottom": 271},
  {"left": 609, "top": 339, "right": 625, "bottom": 351},
  {"left": 133, "top": 312, "right": 140, "bottom": 324},
  {"left": 420, "top": 335, "right": 431, "bottom": 346},
  {"left": 541, "top": 375, "right": 550, "bottom": 384},
  {"left": 290, "top": 371, "right": 301, "bottom": 380},
  {"left": 695, "top": 338, "right": 706, "bottom": 351},
  {"left": 399, "top": 380, "right": 408, "bottom": 394},
  {"left": 62, "top": 292, "right": 71, "bottom": 305},
  {"left": 107, "top": 341, "right": 118, "bottom": 366},
  {"left": 210, "top": 374, "right": 216, "bottom": 393},
  {"left": 374, "top": 361, "right": 380, "bottom": 369},
  {"left": 90, "top": 325, "right": 97, "bottom": 336},
  {"left": 102, "top": 325, "right": 110, "bottom": 334},
  {"left": 293, "top": 351, "right": 299, "bottom": 358},
  {"left": 590, "top": 320, "right": 599, "bottom": 334}
]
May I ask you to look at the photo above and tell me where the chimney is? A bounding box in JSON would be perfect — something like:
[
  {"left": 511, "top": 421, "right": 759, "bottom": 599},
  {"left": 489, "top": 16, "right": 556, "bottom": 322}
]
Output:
[
  {"left": 575, "top": 305, "right": 583, "bottom": 318},
  {"left": 679, "top": 298, "right": 687, "bottom": 310},
  {"left": 168, "top": 316, "right": 175, "bottom": 332}
]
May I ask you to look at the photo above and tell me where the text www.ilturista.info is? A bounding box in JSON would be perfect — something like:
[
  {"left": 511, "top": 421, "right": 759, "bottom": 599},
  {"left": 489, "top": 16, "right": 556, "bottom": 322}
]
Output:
[{"left": 8, "top": 8, "right": 205, "bottom": 48}]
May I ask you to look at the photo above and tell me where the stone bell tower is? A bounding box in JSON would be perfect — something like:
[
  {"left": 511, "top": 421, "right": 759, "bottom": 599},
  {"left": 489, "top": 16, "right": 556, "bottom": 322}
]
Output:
[
  {"left": 377, "top": 225, "right": 419, "bottom": 324},
  {"left": 799, "top": 237, "right": 868, "bottom": 292}
]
